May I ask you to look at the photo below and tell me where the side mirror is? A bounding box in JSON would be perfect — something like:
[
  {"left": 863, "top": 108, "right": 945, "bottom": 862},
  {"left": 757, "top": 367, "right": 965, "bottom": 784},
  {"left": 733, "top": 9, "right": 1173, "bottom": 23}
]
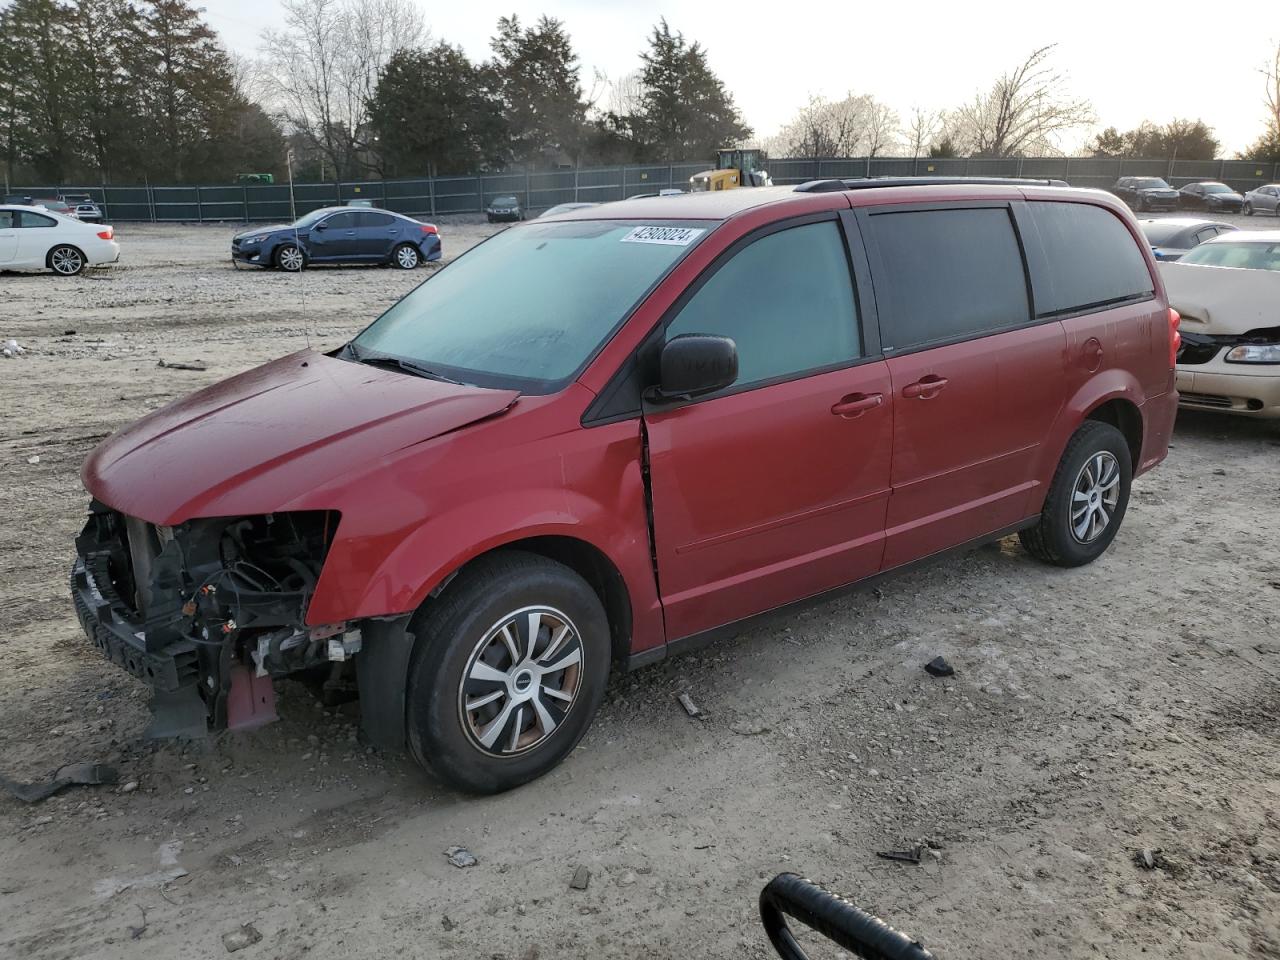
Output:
[
  {"left": 651, "top": 334, "right": 738, "bottom": 402},
  {"left": 315, "top": 221, "right": 328, "bottom": 231}
]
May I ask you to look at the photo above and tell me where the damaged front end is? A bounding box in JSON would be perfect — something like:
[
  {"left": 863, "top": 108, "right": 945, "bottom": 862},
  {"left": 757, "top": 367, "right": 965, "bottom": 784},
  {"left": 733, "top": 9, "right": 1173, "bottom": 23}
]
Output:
[{"left": 71, "top": 502, "right": 348, "bottom": 737}]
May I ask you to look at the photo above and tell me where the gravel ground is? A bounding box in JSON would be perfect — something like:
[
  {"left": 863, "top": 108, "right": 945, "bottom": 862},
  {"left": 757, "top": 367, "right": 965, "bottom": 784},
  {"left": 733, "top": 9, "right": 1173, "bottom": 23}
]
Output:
[{"left": 1, "top": 217, "right": 1279, "bottom": 960}]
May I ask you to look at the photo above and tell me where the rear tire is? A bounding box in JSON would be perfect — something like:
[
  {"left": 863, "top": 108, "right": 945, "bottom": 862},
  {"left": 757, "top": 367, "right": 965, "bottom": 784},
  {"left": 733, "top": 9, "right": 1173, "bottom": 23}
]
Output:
[
  {"left": 405, "top": 551, "right": 611, "bottom": 794},
  {"left": 48, "top": 244, "right": 86, "bottom": 276},
  {"left": 1019, "top": 421, "right": 1132, "bottom": 568},
  {"left": 1244, "top": 202, "right": 1254, "bottom": 216},
  {"left": 392, "top": 243, "right": 420, "bottom": 269}
]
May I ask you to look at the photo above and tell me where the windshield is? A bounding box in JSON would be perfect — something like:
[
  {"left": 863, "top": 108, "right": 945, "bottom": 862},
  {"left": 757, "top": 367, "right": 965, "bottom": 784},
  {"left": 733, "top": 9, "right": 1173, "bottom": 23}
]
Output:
[
  {"left": 293, "top": 208, "right": 336, "bottom": 229},
  {"left": 1201, "top": 183, "right": 1233, "bottom": 194},
  {"left": 492, "top": 196, "right": 518, "bottom": 205},
  {"left": 349, "top": 219, "right": 708, "bottom": 390},
  {"left": 1181, "top": 241, "right": 1280, "bottom": 270},
  {"left": 1134, "top": 178, "right": 1169, "bottom": 189}
]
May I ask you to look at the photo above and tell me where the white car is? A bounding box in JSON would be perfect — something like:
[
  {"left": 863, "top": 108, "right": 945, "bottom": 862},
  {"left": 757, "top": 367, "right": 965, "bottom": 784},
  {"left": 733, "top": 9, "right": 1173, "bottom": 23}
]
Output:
[
  {"left": 0, "top": 204, "right": 120, "bottom": 276},
  {"left": 1160, "top": 231, "right": 1280, "bottom": 419}
]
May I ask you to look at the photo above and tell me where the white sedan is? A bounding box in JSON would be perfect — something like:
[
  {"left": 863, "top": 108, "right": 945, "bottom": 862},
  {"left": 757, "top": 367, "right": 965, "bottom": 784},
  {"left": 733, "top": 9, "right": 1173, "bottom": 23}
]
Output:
[{"left": 0, "top": 204, "right": 120, "bottom": 276}]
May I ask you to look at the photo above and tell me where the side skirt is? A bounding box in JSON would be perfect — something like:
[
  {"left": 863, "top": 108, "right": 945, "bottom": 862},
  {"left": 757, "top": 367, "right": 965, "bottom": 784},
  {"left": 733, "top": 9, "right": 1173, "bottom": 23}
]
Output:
[{"left": 626, "top": 515, "right": 1039, "bottom": 671}]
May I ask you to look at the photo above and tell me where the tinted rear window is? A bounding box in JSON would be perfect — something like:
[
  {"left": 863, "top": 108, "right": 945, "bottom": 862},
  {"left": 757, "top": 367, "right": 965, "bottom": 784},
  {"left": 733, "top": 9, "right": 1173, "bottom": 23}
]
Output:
[
  {"left": 1139, "top": 221, "right": 1188, "bottom": 245},
  {"left": 1029, "top": 202, "right": 1154, "bottom": 316},
  {"left": 868, "top": 207, "right": 1031, "bottom": 351}
]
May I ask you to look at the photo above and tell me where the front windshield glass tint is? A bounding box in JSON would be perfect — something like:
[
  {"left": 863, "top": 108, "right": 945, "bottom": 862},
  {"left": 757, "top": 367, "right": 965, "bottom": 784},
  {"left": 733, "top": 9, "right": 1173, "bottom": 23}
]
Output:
[
  {"left": 1135, "top": 179, "right": 1168, "bottom": 189},
  {"left": 1181, "top": 241, "right": 1280, "bottom": 270},
  {"left": 350, "top": 220, "right": 707, "bottom": 389},
  {"left": 1201, "top": 184, "right": 1233, "bottom": 194}
]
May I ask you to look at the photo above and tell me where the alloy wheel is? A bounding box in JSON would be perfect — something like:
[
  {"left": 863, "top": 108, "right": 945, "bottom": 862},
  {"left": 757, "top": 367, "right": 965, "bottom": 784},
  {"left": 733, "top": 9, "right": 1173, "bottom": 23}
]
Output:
[
  {"left": 1070, "top": 451, "right": 1120, "bottom": 544},
  {"left": 458, "top": 606, "right": 584, "bottom": 757},
  {"left": 50, "top": 246, "right": 84, "bottom": 275},
  {"left": 396, "top": 245, "right": 419, "bottom": 269},
  {"left": 278, "top": 246, "right": 304, "bottom": 271}
]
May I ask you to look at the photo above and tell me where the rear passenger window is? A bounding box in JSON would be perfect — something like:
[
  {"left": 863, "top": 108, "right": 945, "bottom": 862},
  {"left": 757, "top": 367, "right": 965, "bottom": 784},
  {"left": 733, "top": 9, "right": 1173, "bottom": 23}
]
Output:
[
  {"left": 666, "top": 220, "right": 860, "bottom": 388},
  {"left": 358, "top": 212, "right": 394, "bottom": 228},
  {"left": 1028, "top": 202, "right": 1154, "bottom": 317},
  {"left": 18, "top": 211, "right": 55, "bottom": 227},
  {"left": 868, "top": 207, "right": 1031, "bottom": 351}
]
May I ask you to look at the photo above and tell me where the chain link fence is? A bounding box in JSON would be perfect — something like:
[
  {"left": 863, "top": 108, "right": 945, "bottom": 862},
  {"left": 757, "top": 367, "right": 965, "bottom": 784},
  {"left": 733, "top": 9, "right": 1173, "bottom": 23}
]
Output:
[{"left": 10, "top": 156, "right": 1280, "bottom": 223}]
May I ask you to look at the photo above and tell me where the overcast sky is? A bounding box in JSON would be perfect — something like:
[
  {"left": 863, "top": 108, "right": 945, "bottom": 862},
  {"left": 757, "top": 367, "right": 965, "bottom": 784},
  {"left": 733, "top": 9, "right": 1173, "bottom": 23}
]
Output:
[{"left": 204, "top": 0, "right": 1277, "bottom": 155}]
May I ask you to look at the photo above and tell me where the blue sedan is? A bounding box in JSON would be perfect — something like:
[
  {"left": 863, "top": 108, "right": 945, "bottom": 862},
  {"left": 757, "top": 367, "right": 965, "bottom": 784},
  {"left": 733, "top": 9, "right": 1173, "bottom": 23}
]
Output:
[{"left": 231, "top": 207, "right": 442, "bottom": 272}]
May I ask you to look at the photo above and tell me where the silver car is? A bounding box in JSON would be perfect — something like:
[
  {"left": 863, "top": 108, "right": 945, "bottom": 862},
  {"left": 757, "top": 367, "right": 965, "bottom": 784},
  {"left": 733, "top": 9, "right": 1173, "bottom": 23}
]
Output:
[{"left": 1243, "top": 184, "right": 1280, "bottom": 217}]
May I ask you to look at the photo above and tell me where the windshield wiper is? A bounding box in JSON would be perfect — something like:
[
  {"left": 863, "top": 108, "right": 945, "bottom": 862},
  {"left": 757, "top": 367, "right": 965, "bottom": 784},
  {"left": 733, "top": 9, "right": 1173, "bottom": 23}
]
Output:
[{"left": 342, "top": 343, "right": 464, "bottom": 385}]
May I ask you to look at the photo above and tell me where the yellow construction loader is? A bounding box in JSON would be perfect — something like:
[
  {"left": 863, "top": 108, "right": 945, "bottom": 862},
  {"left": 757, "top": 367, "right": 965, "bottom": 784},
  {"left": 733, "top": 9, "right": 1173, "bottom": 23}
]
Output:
[{"left": 689, "top": 149, "right": 773, "bottom": 192}]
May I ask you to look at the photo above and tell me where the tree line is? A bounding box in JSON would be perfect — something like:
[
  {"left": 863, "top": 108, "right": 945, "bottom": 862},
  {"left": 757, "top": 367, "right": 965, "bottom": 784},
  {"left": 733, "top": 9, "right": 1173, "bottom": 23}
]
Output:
[
  {"left": 0, "top": 0, "right": 284, "bottom": 184},
  {"left": 3, "top": 1, "right": 1279, "bottom": 187}
]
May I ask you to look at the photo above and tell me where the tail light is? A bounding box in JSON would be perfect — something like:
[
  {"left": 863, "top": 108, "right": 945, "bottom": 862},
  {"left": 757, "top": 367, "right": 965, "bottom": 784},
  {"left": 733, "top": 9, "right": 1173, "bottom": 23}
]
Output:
[
  {"left": 1167, "top": 307, "right": 1181, "bottom": 368},
  {"left": 420, "top": 224, "right": 438, "bottom": 235},
  {"left": 97, "top": 226, "right": 113, "bottom": 240}
]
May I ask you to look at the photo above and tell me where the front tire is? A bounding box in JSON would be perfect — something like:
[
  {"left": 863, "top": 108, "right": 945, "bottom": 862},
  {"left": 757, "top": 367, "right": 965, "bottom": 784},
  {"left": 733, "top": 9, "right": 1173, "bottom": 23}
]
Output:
[
  {"left": 276, "top": 243, "right": 306, "bottom": 272},
  {"left": 405, "top": 551, "right": 611, "bottom": 794},
  {"left": 1019, "top": 421, "right": 1132, "bottom": 568},
  {"left": 1244, "top": 202, "right": 1254, "bottom": 216},
  {"left": 392, "top": 243, "right": 420, "bottom": 269},
  {"left": 49, "top": 244, "right": 86, "bottom": 276}
]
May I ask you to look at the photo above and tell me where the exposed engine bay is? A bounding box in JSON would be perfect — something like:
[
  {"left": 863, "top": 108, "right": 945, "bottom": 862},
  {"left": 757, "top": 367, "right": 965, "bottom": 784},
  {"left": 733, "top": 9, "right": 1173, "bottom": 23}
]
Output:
[{"left": 71, "top": 502, "right": 351, "bottom": 735}]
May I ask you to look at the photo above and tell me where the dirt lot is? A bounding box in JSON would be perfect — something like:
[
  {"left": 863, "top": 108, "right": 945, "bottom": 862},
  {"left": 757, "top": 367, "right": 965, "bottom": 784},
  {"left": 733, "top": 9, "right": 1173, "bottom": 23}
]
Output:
[{"left": 2, "top": 215, "right": 1280, "bottom": 960}]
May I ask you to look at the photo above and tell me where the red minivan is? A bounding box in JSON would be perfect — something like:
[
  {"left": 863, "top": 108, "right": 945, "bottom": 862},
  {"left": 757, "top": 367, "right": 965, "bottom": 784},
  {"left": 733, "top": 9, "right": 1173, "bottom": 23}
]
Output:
[{"left": 73, "top": 179, "right": 1179, "bottom": 792}]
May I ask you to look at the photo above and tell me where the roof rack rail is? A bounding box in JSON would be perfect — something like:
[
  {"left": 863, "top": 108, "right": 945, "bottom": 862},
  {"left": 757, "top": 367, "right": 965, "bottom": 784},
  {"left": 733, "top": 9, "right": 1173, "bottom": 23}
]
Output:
[{"left": 793, "top": 176, "right": 1070, "bottom": 193}]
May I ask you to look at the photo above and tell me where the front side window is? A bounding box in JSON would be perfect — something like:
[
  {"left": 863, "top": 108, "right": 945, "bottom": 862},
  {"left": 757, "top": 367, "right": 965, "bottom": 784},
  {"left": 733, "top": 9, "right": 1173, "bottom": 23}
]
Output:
[
  {"left": 322, "top": 212, "right": 357, "bottom": 230},
  {"left": 868, "top": 207, "right": 1030, "bottom": 350},
  {"left": 18, "top": 211, "right": 55, "bottom": 228},
  {"left": 1029, "top": 201, "right": 1155, "bottom": 316},
  {"left": 350, "top": 219, "right": 705, "bottom": 390},
  {"left": 665, "top": 220, "right": 860, "bottom": 388}
]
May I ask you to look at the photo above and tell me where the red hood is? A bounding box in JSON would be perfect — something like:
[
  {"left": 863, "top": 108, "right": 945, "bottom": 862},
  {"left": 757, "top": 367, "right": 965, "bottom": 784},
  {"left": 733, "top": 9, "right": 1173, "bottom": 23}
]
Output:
[{"left": 83, "top": 351, "right": 519, "bottom": 524}]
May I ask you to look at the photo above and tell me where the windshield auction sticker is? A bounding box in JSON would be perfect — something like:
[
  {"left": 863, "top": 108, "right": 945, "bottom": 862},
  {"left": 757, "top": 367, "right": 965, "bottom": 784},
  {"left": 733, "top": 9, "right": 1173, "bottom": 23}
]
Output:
[{"left": 621, "top": 226, "right": 706, "bottom": 246}]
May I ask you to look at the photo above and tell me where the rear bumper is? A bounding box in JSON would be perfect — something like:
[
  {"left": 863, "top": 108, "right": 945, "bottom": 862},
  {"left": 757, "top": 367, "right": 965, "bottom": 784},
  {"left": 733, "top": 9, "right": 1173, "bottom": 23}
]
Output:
[{"left": 1137, "top": 389, "right": 1178, "bottom": 475}]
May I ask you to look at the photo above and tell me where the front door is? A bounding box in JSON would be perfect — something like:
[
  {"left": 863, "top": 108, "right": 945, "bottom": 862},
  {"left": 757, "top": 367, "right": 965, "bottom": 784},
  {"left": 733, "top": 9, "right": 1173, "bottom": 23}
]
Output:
[
  {"left": 0, "top": 210, "right": 16, "bottom": 262},
  {"left": 643, "top": 217, "right": 893, "bottom": 641}
]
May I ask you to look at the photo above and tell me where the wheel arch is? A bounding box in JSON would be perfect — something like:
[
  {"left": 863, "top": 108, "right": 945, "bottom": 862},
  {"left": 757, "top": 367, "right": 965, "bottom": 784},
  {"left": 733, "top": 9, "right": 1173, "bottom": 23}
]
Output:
[
  {"left": 1083, "top": 396, "right": 1143, "bottom": 470},
  {"left": 45, "top": 241, "right": 85, "bottom": 270},
  {"left": 418, "top": 535, "right": 635, "bottom": 666},
  {"left": 1030, "top": 372, "right": 1147, "bottom": 511}
]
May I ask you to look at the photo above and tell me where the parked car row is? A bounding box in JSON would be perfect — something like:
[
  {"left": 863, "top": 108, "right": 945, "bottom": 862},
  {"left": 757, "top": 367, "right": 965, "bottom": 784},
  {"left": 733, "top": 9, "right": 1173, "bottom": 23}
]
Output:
[
  {"left": 1112, "top": 176, "right": 1280, "bottom": 215},
  {"left": 3, "top": 193, "right": 104, "bottom": 222}
]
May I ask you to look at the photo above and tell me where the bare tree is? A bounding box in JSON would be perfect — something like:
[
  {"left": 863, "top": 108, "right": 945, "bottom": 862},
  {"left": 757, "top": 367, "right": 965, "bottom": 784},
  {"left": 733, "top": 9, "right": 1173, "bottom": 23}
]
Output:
[
  {"left": 864, "top": 101, "right": 900, "bottom": 158},
  {"left": 1264, "top": 41, "right": 1280, "bottom": 136},
  {"left": 262, "top": 0, "right": 425, "bottom": 180},
  {"left": 904, "top": 106, "right": 943, "bottom": 158},
  {"left": 950, "top": 45, "right": 1094, "bottom": 157},
  {"left": 768, "top": 93, "right": 896, "bottom": 158}
]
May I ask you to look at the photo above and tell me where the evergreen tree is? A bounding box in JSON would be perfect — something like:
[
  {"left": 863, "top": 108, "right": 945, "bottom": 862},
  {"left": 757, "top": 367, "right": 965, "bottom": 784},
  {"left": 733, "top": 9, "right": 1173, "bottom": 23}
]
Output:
[
  {"left": 632, "top": 20, "right": 750, "bottom": 162},
  {"left": 369, "top": 44, "right": 507, "bottom": 175},
  {"left": 489, "top": 15, "right": 587, "bottom": 166},
  {"left": 2, "top": 0, "right": 79, "bottom": 181}
]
